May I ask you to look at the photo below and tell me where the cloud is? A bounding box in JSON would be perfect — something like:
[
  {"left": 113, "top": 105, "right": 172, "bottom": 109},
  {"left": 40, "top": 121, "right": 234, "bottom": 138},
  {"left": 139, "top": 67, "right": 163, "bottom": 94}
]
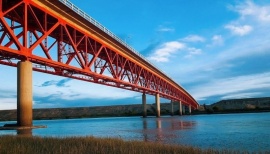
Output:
[
  {"left": 0, "top": 98, "right": 17, "bottom": 110},
  {"left": 157, "top": 25, "right": 175, "bottom": 32},
  {"left": 40, "top": 78, "right": 72, "bottom": 87},
  {"left": 221, "top": 92, "right": 262, "bottom": 100},
  {"left": 184, "top": 47, "right": 202, "bottom": 59},
  {"left": 157, "top": 27, "right": 175, "bottom": 32},
  {"left": 188, "top": 48, "right": 202, "bottom": 55},
  {"left": 34, "top": 79, "right": 140, "bottom": 101},
  {"left": 230, "top": 0, "right": 270, "bottom": 23},
  {"left": 182, "top": 35, "right": 205, "bottom": 43},
  {"left": 225, "top": 24, "right": 253, "bottom": 36},
  {"left": 207, "top": 35, "right": 224, "bottom": 47},
  {"left": 148, "top": 41, "right": 185, "bottom": 62},
  {"left": 190, "top": 72, "right": 270, "bottom": 101}
]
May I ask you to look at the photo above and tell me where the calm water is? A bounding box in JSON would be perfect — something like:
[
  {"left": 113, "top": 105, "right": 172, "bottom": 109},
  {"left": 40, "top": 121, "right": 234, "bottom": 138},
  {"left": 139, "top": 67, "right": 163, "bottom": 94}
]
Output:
[{"left": 0, "top": 112, "right": 270, "bottom": 152}]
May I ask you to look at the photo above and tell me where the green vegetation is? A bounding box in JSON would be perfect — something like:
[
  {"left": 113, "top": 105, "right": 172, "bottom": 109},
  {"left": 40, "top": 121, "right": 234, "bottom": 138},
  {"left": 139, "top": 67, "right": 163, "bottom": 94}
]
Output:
[{"left": 0, "top": 135, "right": 248, "bottom": 154}]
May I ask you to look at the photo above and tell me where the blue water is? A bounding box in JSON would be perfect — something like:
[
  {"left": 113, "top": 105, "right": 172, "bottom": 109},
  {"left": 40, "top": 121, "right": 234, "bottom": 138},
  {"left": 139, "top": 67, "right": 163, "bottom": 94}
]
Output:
[{"left": 1, "top": 112, "right": 270, "bottom": 152}]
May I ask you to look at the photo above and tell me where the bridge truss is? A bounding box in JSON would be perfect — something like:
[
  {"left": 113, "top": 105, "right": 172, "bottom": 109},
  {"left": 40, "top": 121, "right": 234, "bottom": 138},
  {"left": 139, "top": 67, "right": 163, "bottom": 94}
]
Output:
[{"left": 0, "top": 0, "right": 198, "bottom": 109}]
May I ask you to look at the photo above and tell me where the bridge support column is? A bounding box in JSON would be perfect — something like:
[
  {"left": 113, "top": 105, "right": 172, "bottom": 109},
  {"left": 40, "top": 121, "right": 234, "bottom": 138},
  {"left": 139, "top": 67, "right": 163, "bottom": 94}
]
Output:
[
  {"left": 171, "top": 100, "right": 174, "bottom": 116},
  {"left": 142, "top": 93, "right": 147, "bottom": 118},
  {"left": 179, "top": 101, "right": 182, "bottom": 116},
  {"left": 182, "top": 104, "right": 186, "bottom": 115},
  {"left": 17, "top": 61, "right": 33, "bottom": 127},
  {"left": 155, "top": 93, "right": 160, "bottom": 117},
  {"left": 189, "top": 104, "right": 192, "bottom": 115}
]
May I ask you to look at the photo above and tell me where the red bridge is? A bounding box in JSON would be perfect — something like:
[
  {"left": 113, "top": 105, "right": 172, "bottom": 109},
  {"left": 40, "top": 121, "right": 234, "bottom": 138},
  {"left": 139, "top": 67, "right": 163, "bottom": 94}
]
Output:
[{"left": 0, "top": 0, "right": 198, "bottom": 127}]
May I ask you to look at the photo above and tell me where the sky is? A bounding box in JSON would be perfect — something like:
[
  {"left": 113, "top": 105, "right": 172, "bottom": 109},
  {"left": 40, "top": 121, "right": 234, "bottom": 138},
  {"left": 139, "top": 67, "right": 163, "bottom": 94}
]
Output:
[{"left": 1, "top": 0, "right": 270, "bottom": 109}]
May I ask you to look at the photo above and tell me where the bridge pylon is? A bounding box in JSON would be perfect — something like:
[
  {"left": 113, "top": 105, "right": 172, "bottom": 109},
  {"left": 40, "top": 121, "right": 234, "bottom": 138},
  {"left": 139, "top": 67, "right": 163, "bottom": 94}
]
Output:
[
  {"left": 17, "top": 61, "right": 33, "bottom": 127},
  {"left": 179, "top": 101, "right": 183, "bottom": 116},
  {"left": 155, "top": 94, "right": 160, "bottom": 117},
  {"left": 171, "top": 100, "right": 174, "bottom": 116},
  {"left": 142, "top": 93, "right": 147, "bottom": 118}
]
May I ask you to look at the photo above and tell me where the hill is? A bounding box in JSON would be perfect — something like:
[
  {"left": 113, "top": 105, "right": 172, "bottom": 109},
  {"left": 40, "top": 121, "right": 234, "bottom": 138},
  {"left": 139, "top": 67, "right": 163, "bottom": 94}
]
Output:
[
  {"left": 0, "top": 103, "right": 183, "bottom": 121},
  {"left": 203, "top": 97, "right": 270, "bottom": 113}
]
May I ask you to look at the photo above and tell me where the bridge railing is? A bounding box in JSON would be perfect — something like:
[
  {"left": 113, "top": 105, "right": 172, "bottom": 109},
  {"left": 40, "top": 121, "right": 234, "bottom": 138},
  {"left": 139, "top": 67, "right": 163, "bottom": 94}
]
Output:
[{"left": 58, "top": 0, "right": 174, "bottom": 81}]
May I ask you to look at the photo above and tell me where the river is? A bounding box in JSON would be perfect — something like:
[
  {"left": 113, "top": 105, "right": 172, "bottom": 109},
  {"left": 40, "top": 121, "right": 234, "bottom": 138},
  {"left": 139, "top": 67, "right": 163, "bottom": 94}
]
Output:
[{"left": 0, "top": 112, "right": 270, "bottom": 152}]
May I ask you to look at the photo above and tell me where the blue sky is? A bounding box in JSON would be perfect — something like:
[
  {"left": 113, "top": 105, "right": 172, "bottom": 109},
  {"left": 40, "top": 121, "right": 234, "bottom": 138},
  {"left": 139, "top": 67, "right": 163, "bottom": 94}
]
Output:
[{"left": 1, "top": 0, "right": 270, "bottom": 109}]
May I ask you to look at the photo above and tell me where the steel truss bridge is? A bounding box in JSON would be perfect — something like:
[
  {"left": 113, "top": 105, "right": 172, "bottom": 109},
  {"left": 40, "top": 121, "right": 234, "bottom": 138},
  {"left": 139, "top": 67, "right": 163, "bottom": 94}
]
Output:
[{"left": 0, "top": 0, "right": 198, "bottom": 112}]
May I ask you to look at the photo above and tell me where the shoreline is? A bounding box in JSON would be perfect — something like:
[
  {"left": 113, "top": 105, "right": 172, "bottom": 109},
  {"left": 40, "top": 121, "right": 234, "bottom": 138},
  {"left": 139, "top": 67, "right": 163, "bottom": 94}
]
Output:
[{"left": 0, "top": 105, "right": 269, "bottom": 121}]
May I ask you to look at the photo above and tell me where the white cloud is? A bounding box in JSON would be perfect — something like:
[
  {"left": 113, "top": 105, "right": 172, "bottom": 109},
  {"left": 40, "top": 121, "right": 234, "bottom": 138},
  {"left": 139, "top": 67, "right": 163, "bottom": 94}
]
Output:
[
  {"left": 0, "top": 98, "right": 17, "bottom": 110},
  {"left": 157, "top": 27, "right": 175, "bottom": 32},
  {"left": 34, "top": 79, "right": 139, "bottom": 101},
  {"left": 231, "top": 0, "right": 270, "bottom": 23},
  {"left": 188, "top": 48, "right": 202, "bottom": 55},
  {"left": 148, "top": 41, "right": 185, "bottom": 62},
  {"left": 182, "top": 35, "right": 205, "bottom": 43},
  {"left": 157, "top": 25, "right": 175, "bottom": 32},
  {"left": 221, "top": 92, "right": 262, "bottom": 100},
  {"left": 225, "top": 24, "right": 253, "bottom": 36},
  {"left": 191, "top": 72, "right": 270, "bottom": 101},
  {"left": 230, "top": 1, "right": 256, "bottom": 17},
  {"left": 259, "top": 8, "right": 270, "bottom": 22},
  {"left": 211, "top": 35, "right": 224, "bottom": 46},
  {"left": 0, "top": 77, "right": 140, "bottom": 110},
  {"left": 184, "top": 47, "right": 202, "bottom": 58}
]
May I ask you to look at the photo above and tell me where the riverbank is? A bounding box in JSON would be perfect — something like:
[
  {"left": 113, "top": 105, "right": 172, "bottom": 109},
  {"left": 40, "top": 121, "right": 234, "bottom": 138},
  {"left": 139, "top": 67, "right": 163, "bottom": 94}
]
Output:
[{"left": 0, "top": 135, "right": 251, "bottom": 154}]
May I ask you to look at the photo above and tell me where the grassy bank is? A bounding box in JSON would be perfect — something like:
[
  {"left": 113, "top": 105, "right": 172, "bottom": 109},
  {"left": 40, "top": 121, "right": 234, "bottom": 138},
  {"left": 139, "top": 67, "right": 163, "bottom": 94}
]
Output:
[{"left": 0, "top": 136, "right": 247, "bottom": 154}]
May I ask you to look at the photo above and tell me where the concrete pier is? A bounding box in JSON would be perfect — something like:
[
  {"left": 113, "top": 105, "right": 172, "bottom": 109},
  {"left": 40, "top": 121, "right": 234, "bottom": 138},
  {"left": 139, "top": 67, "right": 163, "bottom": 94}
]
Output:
[
  {"left": 189, "top": 104, "right": 192, "bottom": 115},
  {"left": 182, "top": 104, "right": 185, "bottom": 115},
  {"left": 171, "top": 100, "right": 174, "bottom": 116},
  {"left": 155, "top": 93, "right": 160, "bottom": 117},
  {"left": 17, "top": 61, "right": 33, "bottom": 127},
  {"left": 179, "top": 101, "right": 182, "bottom": 116},
  {"left": 142, "top": 93, "right": 147, "bottom": 118}
]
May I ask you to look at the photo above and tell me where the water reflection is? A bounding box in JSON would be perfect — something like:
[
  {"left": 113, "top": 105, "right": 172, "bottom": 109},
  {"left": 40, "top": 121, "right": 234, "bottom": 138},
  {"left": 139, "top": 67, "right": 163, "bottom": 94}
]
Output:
[
  {"left": 142, "top": 117, "right": 196, "bottom": 143},
  {"left": 142, "top": 120, "right": 148, "bottom": 141}
]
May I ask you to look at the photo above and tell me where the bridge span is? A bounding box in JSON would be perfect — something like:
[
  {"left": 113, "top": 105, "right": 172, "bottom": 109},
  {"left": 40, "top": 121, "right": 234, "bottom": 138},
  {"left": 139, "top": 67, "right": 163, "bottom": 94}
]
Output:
[{"left": 0, "top": 0, "right": 198, "bottom": 127}]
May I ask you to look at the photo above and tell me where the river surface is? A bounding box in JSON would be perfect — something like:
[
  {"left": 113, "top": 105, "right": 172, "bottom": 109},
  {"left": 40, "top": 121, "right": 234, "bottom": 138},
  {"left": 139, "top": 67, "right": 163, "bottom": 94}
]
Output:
[{"left": 0, "top": 112, "right": 270, "bottom": 152}]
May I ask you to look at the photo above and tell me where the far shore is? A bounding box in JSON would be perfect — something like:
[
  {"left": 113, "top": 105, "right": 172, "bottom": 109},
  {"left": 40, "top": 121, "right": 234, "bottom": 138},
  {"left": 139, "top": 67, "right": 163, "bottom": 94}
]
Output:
[{"left": 0, "top": 103, "right": 269, "bottom": 121}]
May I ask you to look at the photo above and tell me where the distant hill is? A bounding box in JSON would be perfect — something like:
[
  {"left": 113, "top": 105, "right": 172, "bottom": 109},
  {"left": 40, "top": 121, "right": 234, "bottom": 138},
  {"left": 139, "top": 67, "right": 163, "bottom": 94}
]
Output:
[
  {"left": 204, "top": 97, "right": 270, "bottom": 113},
  {"left": 1, "top": 97, "right": 270, "bottom": 121},
  {"left": 0, "top": 103, "right": 184, "bottom": 121}
]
